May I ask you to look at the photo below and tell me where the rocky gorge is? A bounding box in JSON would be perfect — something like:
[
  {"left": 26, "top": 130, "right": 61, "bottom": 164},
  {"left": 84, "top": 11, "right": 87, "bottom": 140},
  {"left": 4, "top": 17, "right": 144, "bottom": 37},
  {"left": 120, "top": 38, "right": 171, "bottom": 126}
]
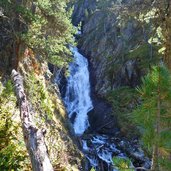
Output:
[
  {"left": 65, "top": 0, "right": 164, "bottom": 170},
  {"left": 52, "top": 0, "right": 158, "bottom": 170},
  {"left": 60, "top": 42, "right": 151, "bottom": 171},
  {"left": 71, "top": 0, "right": 144, "bottom": 137},
  {"left": 1, "top": 0, "right": 170, "bottom": 170}
]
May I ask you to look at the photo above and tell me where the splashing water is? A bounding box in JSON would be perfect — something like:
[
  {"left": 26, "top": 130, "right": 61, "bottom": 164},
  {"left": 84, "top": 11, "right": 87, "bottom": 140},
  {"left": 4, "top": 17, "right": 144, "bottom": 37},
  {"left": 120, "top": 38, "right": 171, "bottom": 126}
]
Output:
[{"left": 64, "top": 46, "right": 93, "bottom": 135}]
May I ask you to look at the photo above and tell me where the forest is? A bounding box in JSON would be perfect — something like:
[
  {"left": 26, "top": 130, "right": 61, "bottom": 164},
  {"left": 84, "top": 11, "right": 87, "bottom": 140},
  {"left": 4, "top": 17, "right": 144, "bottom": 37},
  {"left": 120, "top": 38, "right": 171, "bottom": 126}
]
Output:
[{"left": 0, "top": 0, "right": 171, "bottom": 171}]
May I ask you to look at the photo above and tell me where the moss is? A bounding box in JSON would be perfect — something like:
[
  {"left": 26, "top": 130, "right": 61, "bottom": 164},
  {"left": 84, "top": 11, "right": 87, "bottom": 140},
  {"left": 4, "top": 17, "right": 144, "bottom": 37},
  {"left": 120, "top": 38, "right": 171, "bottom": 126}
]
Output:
[{"left": 24, "top": 73, "right": 55, "bottom": 121}]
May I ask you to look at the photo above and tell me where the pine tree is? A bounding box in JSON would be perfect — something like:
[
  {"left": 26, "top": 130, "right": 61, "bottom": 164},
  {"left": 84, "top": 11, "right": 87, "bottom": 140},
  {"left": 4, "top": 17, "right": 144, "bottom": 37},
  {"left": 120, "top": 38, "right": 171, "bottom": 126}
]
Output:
[
  {"left": 133, "top": 65, "right": 171, "bottom": 171},
  {"left": 0, "top": 0, "right": 75, "bottom": 69}
]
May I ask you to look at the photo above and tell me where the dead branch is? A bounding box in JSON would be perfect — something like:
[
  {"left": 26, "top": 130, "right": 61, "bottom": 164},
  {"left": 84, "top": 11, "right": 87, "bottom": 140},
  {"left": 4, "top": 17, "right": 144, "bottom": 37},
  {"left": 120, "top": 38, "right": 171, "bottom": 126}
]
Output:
[{"left": 11, "top": 69, "right": 53, "bottom": 171}]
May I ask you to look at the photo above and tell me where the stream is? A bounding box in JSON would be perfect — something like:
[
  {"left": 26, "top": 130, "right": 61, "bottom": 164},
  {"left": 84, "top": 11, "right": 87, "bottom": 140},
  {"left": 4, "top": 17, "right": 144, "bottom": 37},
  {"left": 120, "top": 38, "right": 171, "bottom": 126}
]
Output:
[{"left": 62, "top": 46, "right": 150, "bottom": 171}]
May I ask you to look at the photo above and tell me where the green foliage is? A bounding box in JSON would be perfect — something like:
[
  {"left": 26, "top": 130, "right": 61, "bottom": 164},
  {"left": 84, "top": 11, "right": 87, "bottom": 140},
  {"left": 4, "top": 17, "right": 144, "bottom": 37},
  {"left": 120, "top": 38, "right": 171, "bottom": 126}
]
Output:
[
  {"left": 128, "top": 44, "right": 150, "bottom": 59},
  {"left": 0, "top": 144, "right": 27, "bottom": 171},
  {"left": 128, "top": 0, "right": 171, "bottom": 69},
  {"left": 113, "top": 157, "right": 134, "bottom": 171},
  {"left": 1, "top": 0, "right": 75, "bottom": 67},
  {"left": 107, "top": 87, "right": 138, "bottom": 114},
  {"left": 90, "top": 167, "right": 96, "bottom": 171},
  {"left": 24, "top": 73, "right": 54, "bottom": 121},
  {"left": 15, "top": 5, "right": 36, "bottom": 23},
  {"left": 106, "top": 87, "right": 139, "bottom": 137},
  {"left": 0, "top": 0, "right": 13, "bottom": 12},
  {"left": 133, "top": 65, "right": 171, "bottom": 170},
  {"left": 0, "top": 80, "right": 29, "bottom": 170},
  {"left": 127, "top": 44, "right": 160, "bottom": 69},
  {"left": 23, "top": 0, "right": 75, "bottom": 66}
]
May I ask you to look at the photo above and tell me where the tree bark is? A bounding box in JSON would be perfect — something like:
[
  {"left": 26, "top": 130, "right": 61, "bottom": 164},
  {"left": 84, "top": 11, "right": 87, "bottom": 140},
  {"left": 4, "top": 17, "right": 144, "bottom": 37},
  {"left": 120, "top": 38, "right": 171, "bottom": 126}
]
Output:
[{"left": 11, "top": 69, "right": 53, "bottom": 171}]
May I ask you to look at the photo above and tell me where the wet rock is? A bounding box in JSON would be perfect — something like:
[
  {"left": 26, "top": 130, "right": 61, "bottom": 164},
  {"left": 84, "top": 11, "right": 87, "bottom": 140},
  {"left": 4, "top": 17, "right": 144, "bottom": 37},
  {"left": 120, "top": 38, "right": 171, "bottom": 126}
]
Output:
[
  {"left": 117, "top": 138, "right": 151, "bottom": 169},
  {"left": 70, "top": 112, "right": 77, "bottom": 124},
  {"left": 81, "top": 134, "right": 150, "bottom": 171},
  {"left": 48, "top": 63, "right": 54, "bottom": 73},
  {"left": 53, "top": 67, "right": 67, "bottom": 97},
  {"left": 88, "top": 98, "right": 119, "bottom": 135}
]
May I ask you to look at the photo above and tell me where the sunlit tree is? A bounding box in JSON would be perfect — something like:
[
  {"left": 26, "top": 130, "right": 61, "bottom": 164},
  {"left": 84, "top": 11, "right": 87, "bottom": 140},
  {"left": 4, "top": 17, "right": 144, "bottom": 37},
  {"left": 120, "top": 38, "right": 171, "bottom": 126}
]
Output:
[
  {"left": 133, "top": 65, "right": 171, "bottom": 171},
  {"left": 0, "top": 0, "right": 75, "bottom": 68}
]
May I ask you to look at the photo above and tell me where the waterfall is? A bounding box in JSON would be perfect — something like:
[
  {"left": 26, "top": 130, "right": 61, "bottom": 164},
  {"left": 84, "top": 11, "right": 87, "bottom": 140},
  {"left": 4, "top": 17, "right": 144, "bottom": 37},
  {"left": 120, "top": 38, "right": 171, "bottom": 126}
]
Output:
[
  {"left": 62, "top": 46, "right": 150, "bottom": 171},
  {"left": 64, "top": 46, "right": 93, "bottom": 135}
]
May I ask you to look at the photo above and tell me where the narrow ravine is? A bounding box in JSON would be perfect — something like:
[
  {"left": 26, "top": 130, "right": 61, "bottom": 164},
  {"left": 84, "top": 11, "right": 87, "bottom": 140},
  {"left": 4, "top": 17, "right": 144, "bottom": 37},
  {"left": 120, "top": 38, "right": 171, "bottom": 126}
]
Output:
[{"left": 62, "top": 46, "right": 150, "bottom": 171}]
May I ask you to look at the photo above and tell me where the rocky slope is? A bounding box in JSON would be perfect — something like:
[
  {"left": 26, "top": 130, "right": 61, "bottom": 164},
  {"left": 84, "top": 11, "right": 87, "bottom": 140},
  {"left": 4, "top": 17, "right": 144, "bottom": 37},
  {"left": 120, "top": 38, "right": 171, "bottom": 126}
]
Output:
[
  {"left": 0, "top": 56, "right": 84, "bottom": 171},
  {"left": 0, "top": 11, "right": 84, "bottom": 171}
]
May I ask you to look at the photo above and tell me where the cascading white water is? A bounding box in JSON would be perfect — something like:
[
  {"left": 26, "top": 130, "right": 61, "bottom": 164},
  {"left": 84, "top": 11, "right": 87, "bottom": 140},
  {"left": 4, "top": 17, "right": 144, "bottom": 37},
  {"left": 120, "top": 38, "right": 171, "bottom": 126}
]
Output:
[
  {"left": 64, "top": 46, "right": 93, "bottom": 135},
  {"left": 63, "top": 46, "right": 149, "bottom": 171}
]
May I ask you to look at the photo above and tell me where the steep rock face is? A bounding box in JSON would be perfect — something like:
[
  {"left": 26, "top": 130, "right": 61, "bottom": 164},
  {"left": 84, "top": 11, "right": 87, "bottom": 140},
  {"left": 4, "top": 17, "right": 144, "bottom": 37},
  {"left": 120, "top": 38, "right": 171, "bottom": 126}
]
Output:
[
  {"left": 72, "top": 0, "right": 159, "bottom": 136},
  {"left": 72, "top": 0, "right": 97, "bottom": 26},
  {"left": 19, "top": 59, "right": 83, "bottom": 170},
  {"left": 73, "top": 0, "right": 148, "bottom": 96},
  {"left": 79, "top": 9, "right": 143, "bottom": 96}
]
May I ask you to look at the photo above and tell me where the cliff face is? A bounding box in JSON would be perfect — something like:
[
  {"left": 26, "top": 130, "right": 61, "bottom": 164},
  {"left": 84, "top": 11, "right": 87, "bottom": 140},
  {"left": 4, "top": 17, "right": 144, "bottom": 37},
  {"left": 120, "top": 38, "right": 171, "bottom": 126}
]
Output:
[
  {"left": 72, "top": 0, "right": 97, "bottom": 26},
  {"left": 80, "top": 11, "right": 142, "bottom": 96},
  {"left": 72, "top": 0, "right": 160, "bottom": 136},
  {"left": 73, "top": 0, "right": 157, "bottom": 97}
]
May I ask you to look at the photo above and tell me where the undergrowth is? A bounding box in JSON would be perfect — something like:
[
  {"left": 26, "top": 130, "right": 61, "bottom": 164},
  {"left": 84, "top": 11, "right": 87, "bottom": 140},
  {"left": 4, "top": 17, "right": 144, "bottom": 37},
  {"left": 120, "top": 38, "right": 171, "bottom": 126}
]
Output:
[
  {"left": 106, "top": 86, "right": 140, "bottom": 138},
  {"left": 0, "top": 80, "right": 30, "bottom": 170}
]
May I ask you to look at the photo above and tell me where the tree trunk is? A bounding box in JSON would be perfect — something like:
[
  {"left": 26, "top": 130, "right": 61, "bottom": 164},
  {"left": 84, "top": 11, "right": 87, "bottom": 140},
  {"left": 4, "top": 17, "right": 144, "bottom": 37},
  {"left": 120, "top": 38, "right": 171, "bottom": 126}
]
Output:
[
  {"left": 151, "top": 145, "right": 159, "bottom": 171},
  {"left": 163, "top": 1, "right": 171, "bottom": 70},
  {"left": 11, "top": 69, "right": 53, "bottom": 171}
]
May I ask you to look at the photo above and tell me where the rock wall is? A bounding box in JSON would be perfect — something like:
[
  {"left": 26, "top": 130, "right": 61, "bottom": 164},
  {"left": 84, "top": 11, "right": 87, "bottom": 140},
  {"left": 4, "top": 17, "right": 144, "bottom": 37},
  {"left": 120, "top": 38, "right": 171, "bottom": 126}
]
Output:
[
  {"left": 72, "top": 0, "right": 97, "bottom": 26},
  {"left": 73, "top": 0, "right": 155, "bottom": 97}
]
